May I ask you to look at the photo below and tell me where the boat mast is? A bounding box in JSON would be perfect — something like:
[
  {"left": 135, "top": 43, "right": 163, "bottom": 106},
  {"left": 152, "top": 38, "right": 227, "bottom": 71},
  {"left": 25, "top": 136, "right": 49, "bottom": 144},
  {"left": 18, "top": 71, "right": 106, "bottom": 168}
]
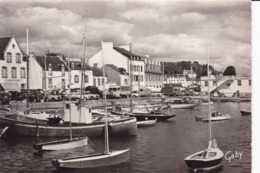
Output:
[
  {"left": 207, "top": 47, "right": 212, "bottom": 142},
  {"left": 138, "top": 65, "right": 140, "bottom": 104},
  {"left": 68, "top": 52, "right": 72, "bottom": 141},
  {"left": 26, "top": 28, "right": 29, "bottom": 113},
  {"left": 101, "top": 41, "right": 110, "bottom": 154},
  {"left": 130, "top": 43, "right": 133, "bottom": 108},
  {"left": 79, "top": 10, "right": 87, "bottom": 123}
]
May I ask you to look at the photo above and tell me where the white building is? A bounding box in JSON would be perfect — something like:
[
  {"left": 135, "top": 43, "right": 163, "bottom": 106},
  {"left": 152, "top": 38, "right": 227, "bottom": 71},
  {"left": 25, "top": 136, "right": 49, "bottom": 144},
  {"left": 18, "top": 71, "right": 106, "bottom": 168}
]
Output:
[
  {"left": 165, "top": 74, "right": 187, "bottom": 87},
  {"left": 68, "top": 60, "right": 94, "bottom": 89},
  {"left": 144, "top": 57, "right": 163, "bottom": 89},
  {"left": 0, "top": 36, "right": 27, "bottom": 91},
  {"left": 29, "top": 53, "right": 68, "bottom": 91},
  {"left": 89, "top": 42, "right": 145, "bottom": 91},
  {"left": 183, "top": 69, "right": 196, "bottom": 79},
  {"left": 104, "top": 64, "right": 128, "bottom": 86},
  {"left": 200, "top": 76, "right": 251, "bottom": 97}
]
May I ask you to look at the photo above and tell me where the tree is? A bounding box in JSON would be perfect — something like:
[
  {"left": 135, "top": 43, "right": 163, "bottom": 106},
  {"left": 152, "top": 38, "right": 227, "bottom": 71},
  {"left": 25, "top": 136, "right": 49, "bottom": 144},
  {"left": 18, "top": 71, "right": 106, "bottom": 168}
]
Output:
[{"left": 223, "top": 66, "right": 236, "bottom": 76}]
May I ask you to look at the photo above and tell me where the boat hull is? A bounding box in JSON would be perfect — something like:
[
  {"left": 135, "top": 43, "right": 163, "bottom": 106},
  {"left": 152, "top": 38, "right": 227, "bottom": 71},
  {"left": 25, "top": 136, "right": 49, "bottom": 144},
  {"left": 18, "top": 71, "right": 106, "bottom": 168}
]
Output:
[
  {"left": 52, "top": 149, "right": 130, "bottom": 169},
  {"left": 202, "top": 115, "right": 231, "bottom": 121},
  {"left": 168, "top": 103, "right": 199, "bottom": 109},
  {"left": 0, "top": 115, "right": 137, "bottom": 137},
  {"left": 185, "top": 158, "right": 222, "bottom": 170},
  {"left": 129, "top": 114, "right": 175, "bottom": 121},
  {"left": 240, "top": 111, "right": 251, "bottom": 116},
  {"left": 185, "top": 148, "right": 224, "bottom": 170},
  {"left": 136, "top": 119, "right": 157, "bottom": 127},
  {"left": 33, "top": 137, "right": 88, "bottom": 151}
]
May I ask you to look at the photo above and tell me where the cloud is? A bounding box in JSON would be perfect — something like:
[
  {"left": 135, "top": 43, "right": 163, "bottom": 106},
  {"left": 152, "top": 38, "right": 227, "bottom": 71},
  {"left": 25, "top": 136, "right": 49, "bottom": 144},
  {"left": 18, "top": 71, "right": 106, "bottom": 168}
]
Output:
[{"left": 0, "top": 0, "right": 251, "bottom": 75}]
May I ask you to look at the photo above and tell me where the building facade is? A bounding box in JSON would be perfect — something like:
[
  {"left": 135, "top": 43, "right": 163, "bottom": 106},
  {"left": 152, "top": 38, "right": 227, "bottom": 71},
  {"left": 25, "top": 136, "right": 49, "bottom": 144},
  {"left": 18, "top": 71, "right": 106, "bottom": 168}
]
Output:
[
  {"left": 89, "top": 42, "right": 145, "bottom": 91},
  {"left": 144, "top": 57, "right": 163, "bottom": 89},
  {"left": 104, "top": 64, "right": 129, "bottom": 86},
  {"left": 200, "top": 76, "right": 251, "bottom": 97},
  {"left": 68, "top": 60, "right": 94, "bottom": 89},
  {"left": 165, "top": 74, "right": 187, "bottom": 87},
  {"left": 0, "top": 36, "right": 27, "bottom": 91}
]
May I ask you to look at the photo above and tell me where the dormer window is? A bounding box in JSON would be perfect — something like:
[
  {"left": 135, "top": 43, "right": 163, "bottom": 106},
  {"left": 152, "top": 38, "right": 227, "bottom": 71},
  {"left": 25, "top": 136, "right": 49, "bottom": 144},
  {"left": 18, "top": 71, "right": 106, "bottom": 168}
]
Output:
[
  {"left": 6, "top": 52, "right": 12, "bottom": 63},
  {"left": 71, "top": 62, "right": 74, "bottom": 70},
  {"left": 16, "top": 53, "right": 21, "bottom": 63},
  {"left": 48, "top": 63, "right": 52, "bottom": 76},
  {"left": 61, "top": 64, "right": 65, "bottom": 76}
]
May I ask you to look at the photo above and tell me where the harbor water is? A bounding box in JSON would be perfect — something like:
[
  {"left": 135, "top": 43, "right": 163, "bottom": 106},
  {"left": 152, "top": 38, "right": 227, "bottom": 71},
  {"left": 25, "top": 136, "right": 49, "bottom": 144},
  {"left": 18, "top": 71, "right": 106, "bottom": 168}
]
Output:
[{"left": 0, "top": 102, "right": 251, "bottom": 173}]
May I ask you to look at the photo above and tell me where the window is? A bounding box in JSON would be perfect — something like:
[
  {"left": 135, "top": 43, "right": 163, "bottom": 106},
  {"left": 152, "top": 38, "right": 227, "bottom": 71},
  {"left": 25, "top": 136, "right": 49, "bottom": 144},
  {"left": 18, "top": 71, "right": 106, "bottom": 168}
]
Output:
[
  {"left": 74, "top": 75, "right": 79, "bottom": 83},
  {"left": 93, "top": 78, "right": 96, "bottom": 86},
  {"left": 237, "top": 80, "right": 241, "bottom": 86},
  {"left": 98, "top": 78, "right": 100, "bottom": 86},
  {"left": 16, "top": 53, "right": 21, "bottom": 63},
  {"left": 134, "top": 65, "right": 136, "bottom": 71},
  {"left": 48, "top": 79, "right": 53, "bottom": 89},
  {"left": 11, "top": 67, "right": 17, "bottom": 78},
  {"left": 6, "top": 52, "right": 12, "bottom": 63},
  {"left": 48, "top": 64, "right": 52, "bottom": 76},
  {"left": 20, "top": 67, "right": 26, "bottom": 78},
  {"left": 140, "top": 75, "right": 143, "bottom": 81},
  {"left": 102, "top": 78, "right": 104, "bottom": 85},
  {"left": 226, "top": 83, "right": 230, "bottom": 87},
  {"left": 124, "top": 79, "right": 127, "bottom": 85},
  {"left": 249, "top": 80, "right": 251, "bottom": 86},
  {"left": 205, "top": 81, "right": 208, "bottom": 87},
  {"left": 2, "top": 67, "right": 7, "bottom": 78},
  {"left": 85, "top": 75, "right": 88, "bottom": 83},
  {"left": 137, "top": 66, "right": 139, "bottom": 72},
  {"left": 71, "top": 63, "right": 74, "bottom": 70},
  {"left": 61, "top": 79, "right": 66, "bottom": 89},
  {"left": 61, "top": 65, "right": 65, "bottom": 76},
  {"left": 141, "top": 66, "right": 143, "bottom": 72}
]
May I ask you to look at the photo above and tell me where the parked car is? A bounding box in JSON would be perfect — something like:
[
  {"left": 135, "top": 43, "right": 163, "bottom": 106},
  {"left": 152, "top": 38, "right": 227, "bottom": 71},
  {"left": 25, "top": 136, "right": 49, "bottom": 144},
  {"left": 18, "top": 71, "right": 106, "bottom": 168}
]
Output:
[
  {"left": 84, "top": 91, "right": 100, "bottom": 100},
  {"left": 0, "top": 91, "right": 11, "bottom": 104},
  {"left": 151, "top": 92, "right": 164, "bottom": 97},
  {"left": 47, "top": 90, "right": 63, "bottom": 102},
  {"left": 85, "top": 86, "right": 103, "bottom": 98}
]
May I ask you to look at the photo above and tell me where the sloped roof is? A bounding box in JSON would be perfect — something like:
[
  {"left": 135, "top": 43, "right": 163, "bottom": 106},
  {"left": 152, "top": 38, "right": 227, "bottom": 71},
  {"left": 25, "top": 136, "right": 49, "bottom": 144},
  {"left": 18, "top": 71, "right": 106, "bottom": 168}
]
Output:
[
  {"left": 105, "top": 64, "right": 128, "bottom": 75},
  {"left": 0, "top": 37, "right": 11, "bottom": 60},
  {"left": 113, "top": 47, "right": 143, "bottom": 61},
  {"left": 34, "top": 55, "right": 68, "bottom": 71},
  {"left": 70, "top": 61, "right": 92, "bottom": 71}
]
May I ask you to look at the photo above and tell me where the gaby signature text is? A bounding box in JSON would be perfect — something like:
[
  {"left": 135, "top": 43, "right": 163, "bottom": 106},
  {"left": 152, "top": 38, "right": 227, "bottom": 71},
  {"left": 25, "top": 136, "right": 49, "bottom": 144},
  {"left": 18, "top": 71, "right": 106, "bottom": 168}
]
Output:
[{"left": 224, "top": 150, "right": 243, "bottom": 163}]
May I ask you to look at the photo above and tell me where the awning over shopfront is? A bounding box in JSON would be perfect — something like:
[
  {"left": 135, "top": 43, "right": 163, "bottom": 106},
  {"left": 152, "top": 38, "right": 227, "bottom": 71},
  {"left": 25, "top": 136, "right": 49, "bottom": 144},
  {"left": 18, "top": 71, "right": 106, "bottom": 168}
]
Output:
[{"left": 0, "top": 83, "right": 21, "bottom": 91}]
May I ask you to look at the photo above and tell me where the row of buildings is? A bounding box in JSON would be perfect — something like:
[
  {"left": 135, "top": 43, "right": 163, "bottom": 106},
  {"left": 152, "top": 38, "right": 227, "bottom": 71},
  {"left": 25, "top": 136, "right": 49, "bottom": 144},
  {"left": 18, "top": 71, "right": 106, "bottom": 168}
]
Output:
[{"left": 0, "top": 36, "right": 251, "bottom": 96}]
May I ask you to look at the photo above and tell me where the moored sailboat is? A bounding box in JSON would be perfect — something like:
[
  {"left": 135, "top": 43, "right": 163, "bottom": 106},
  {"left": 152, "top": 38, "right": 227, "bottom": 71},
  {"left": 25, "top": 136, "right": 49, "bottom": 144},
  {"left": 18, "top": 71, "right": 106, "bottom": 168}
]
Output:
[
  {"left": 33, "top": 51, "right": 88, "bottom": 152},
  {"left": 51, "top": 40, "right": 131, "bottom": 169},
  {"left": 185, "top": 47, "right": 224, "bottom": 170}
]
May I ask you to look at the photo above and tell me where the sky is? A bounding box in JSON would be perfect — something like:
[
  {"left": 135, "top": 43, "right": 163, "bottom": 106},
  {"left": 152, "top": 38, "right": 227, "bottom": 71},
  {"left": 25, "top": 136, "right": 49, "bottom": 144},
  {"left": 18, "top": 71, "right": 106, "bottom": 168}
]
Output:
[{"left": 0, "top": 0, "right": 251, "bottom": 75}]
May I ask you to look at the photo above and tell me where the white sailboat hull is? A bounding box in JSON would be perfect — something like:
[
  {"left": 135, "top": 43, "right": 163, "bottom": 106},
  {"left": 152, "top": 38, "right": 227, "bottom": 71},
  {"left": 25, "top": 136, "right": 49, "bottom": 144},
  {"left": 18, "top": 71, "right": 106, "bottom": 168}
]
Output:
[
  {"left": 34, "top": 137, "right": 88, "bottom": 151},
  {"left": 168, "top": 103, "right": 199, "bottom": 109},
  {"left": 52, "top": 149, "right": 130, "bottom": 169},
  {"left": 137, "top": 118, "right": 157, "bottom": 127},
  {"left": 202, "top": 114, "right": 231, "bottom": 121}
]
